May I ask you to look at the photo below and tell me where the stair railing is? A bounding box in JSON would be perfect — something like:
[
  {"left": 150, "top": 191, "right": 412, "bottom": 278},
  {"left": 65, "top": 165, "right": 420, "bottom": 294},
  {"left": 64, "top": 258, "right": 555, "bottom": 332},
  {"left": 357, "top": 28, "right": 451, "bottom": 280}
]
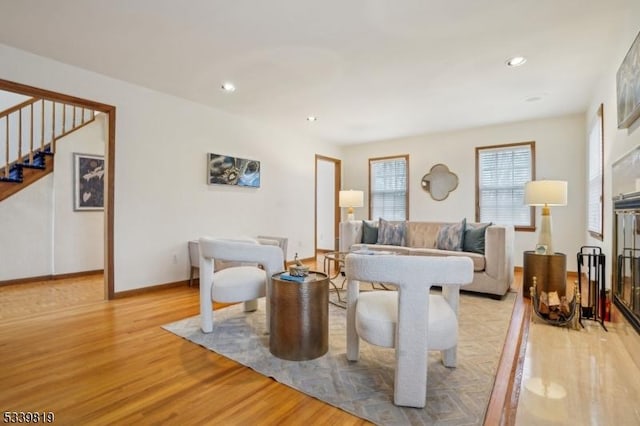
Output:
[{"left": 1, "top": 97, "right": 96, "bottom": 179}]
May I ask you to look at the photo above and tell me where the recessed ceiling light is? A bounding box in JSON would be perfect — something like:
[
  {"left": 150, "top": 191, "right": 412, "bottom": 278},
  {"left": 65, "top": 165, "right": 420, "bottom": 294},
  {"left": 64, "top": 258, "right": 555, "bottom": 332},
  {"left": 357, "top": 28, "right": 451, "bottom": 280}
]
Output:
[
  {"left": 221, "top": 82, "right": 236, "bottom": 92},
  {"left": 506, "top": 56, "right": 527, "bottom": 67},
  {"left": 307, "top": 116, "right": 317, "bottom": 122}
]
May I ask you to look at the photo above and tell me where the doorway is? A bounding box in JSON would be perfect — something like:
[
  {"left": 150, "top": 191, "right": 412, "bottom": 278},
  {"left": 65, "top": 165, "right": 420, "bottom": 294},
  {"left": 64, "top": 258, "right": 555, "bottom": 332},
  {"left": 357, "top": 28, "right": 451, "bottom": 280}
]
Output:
[
  {"left": 315, "top": 155, "right": 341, "bottom": 257},
  {"left": 0, "top": 78, "right": 115, "bottom": 299}
]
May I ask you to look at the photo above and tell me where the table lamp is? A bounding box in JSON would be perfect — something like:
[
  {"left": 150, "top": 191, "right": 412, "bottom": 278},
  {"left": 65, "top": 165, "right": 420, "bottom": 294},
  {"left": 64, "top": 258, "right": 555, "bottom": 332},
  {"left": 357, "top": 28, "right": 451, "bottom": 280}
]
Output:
[
  {"left": 339, "top": 190, "right": 363, "bottom": 221},
  {"left": 524, "top": 180, "right": 568, "bottom": 254}
]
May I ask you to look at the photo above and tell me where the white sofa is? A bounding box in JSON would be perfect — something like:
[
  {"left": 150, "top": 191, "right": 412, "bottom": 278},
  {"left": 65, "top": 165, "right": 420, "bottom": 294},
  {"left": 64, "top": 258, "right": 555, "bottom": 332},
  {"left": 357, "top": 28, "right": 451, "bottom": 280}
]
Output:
[{"left": 339, "top": 220, "right": 514, "bottom": 298}]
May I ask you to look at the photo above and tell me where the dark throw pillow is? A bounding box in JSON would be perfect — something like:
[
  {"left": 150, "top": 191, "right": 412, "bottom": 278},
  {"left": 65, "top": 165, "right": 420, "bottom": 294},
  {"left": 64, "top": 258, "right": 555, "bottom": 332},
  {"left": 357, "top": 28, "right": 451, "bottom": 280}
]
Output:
[
  {"left": 463, "top": 222, "right": 492, "bottom": 254},
  {"left": 361, "top": 220, "right": 379, "bottom": 244},
  {"left": 436, "top": 218, "right": 466, "bottom": 251},
  {"left": 376, "top": 218, "right": 406, "bottom": 246}
]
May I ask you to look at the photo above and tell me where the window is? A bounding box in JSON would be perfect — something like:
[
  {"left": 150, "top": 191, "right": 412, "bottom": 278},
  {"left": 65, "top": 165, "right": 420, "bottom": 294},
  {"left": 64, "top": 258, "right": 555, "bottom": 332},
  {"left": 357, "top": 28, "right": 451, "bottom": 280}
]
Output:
[
  {"left": 476, "top": 142, "right": 535, "bottom": 230},
  {"left": 369, "top": 155, "right": 409, "bottom": 220},
  {"left": 588, "top": 104, "right": 604, "bottom": 240}
]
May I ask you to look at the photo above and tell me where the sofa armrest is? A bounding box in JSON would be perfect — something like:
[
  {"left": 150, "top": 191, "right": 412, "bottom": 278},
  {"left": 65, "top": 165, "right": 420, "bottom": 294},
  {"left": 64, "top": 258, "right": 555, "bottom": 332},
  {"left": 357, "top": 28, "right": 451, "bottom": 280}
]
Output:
[
  {"left": 339, "top": 221, "right": 363, "bottom": 252},
  {"left": 484, "top": 225, "right": 514, "bottom": 283}
]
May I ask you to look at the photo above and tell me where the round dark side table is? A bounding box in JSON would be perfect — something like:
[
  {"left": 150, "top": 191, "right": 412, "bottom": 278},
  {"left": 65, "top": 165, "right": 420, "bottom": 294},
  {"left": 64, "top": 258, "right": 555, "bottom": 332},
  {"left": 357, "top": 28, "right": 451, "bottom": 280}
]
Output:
[
  {"left": 269, "top": 271, "right": 329, "bottom": 361},
  {"left": 523, "top": 251, "right": 567, "bottom": 298}
]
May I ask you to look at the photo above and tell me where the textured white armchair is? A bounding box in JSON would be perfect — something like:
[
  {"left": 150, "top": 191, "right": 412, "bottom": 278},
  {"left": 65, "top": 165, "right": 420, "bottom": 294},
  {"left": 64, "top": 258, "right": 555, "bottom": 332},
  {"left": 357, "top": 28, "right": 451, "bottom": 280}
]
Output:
[
  {"left": 345, "top": 254, "right": 473, "bottom": 408},
  {"left": 199, "top": 237, "right": 284, "bottom": 333},
  {"left": 189, "top": 236, "right": 288, "bottom": 286}
]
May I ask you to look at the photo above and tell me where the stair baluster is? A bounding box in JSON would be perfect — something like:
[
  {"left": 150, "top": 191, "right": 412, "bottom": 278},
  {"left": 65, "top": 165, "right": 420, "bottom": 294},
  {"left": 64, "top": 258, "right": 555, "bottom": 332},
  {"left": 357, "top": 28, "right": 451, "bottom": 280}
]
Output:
[
  {"left": 4, "top": 116, "right": 8, "bottom": 178},
  {"left": 17, "top": 107, "right": 22, "bottom": 161},
  {"left": 51, "top": 101, "right": 56, "bottom": 154},
  {"left": 40, "top": 99, "right": 44, "bottom": 152},
  {"left": 29, "top": 103, "right": 34, "bottom": 164},
  {"left": 0, "top": 96, "right": 97, "bottom": 200}
]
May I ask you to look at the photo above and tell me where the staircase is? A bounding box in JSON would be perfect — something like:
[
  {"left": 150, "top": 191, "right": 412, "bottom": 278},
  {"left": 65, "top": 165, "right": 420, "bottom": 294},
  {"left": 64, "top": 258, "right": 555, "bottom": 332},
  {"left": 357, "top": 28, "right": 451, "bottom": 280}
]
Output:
[{"left": 0, "top": 97, "right": 96, "bottom": 201}]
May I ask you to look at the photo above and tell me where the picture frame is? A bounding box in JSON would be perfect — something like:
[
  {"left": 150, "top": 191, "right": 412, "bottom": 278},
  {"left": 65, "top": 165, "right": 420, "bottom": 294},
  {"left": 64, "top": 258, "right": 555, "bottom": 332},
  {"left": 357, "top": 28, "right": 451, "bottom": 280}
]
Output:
[
  {"left": 207, "top": 153, "right": 260, "bottom": 188},
  {"left": 616, "top": 30, "right": 640, "bottom": 129},
  {"left": 73, "top": 153, "right": 105, "bottom": 211}
]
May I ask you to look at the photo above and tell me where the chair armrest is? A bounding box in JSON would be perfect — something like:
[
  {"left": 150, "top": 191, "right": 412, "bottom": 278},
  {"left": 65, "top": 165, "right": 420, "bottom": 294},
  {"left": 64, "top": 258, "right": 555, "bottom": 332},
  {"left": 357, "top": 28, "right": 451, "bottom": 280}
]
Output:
[{"left": 256, "top": 235, "right": 288, "bottom": 262}]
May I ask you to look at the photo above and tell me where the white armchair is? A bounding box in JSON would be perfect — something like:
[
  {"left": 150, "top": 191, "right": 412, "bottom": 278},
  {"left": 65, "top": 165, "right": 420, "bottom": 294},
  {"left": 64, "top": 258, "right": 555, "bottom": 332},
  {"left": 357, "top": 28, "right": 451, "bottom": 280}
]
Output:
[
  {"left": 199, "top": 237, "right": 284, "bottom": 333},
  {"left": 345, "top": 254, "right": 473, "bottom": 408},
  {"left": 189, "top": 236, "right": 288, "bottom": 286}
]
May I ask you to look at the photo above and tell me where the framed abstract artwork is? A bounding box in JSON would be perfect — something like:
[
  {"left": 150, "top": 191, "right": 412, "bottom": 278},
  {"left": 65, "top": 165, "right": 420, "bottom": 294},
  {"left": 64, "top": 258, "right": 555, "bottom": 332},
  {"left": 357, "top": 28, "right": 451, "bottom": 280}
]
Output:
[
  {"left": 73, "top": 153, "right": 105, "bottom": 211},
  {"left": 207, "top": 153, "right": 261, "bottom": 188},
  {"left": 617, "top": 30, "right": 640, "bottom": 129}
]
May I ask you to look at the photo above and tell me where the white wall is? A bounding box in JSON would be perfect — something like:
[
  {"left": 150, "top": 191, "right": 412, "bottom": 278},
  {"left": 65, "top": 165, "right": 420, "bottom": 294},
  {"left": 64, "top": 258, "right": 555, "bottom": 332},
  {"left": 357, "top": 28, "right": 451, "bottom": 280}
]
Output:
[
  {"left": 53, "top": 114, "right": 106, "bottom": 274},
  {"left": 0, "top": 90, "right": 28, "bottom": 110},
  {"left": 0, "top": 116, "right": 106, "bottom": 281},
  {"left": 341, "top": 114, "right": 587, "bottom": 272},
  {"left": 0, "top": 175, "right": 53, "bottom": 278},
  {"left": 585, "top": 6, "right": 640, "bottom": 288},
  {"left": 0, "top": 43, "right": 341, "bottom": 291}
]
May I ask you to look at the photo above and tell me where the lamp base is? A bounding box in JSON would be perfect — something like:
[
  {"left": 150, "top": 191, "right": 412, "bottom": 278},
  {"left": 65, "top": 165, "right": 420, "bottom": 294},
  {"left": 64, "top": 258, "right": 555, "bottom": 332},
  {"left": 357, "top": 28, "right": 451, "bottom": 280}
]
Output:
[
  {"left": 538, "top": 211, "right": 554, "bottom": 254},
  {"left": 347, "top": 213, "right": 355, "bottom": 221}
]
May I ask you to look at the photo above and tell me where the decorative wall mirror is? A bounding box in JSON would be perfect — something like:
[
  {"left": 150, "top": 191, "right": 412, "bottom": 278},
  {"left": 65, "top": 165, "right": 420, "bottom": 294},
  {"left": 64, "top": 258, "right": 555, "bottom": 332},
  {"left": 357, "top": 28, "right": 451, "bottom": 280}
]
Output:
[{"left": 421, "top": 164, "right": 459, "bottom": 201}]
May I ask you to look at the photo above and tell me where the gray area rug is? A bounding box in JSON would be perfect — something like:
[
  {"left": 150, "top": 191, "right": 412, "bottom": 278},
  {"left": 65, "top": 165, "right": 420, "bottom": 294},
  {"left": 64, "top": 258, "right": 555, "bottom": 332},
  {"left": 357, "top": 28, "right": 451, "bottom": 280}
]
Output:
[{"left": 163, "top": 290, "right": 516, "bottom": 425}]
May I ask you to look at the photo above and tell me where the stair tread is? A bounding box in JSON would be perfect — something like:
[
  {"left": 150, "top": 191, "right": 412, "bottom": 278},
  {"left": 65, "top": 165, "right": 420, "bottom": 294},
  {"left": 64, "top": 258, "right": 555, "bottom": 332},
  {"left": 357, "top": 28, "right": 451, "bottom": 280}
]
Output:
[
  {"left": 0, "top": 176, "right": 23, "bottom": 183},
  {"left": 19, "top": 164, "right": 46, "bottom": 170}
]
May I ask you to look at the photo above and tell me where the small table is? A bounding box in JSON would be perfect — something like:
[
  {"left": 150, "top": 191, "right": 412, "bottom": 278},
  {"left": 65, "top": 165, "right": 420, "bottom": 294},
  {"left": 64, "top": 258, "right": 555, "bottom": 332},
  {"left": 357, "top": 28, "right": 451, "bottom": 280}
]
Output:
[
  {"left": 323, "top": 251, "right": 348, "bottom": 303},
  {"left": 269, "top": 271, "right": 329, "bottom": 361},
  {"left": 523, "top": 251, "right": 567, "bottom": 298}
]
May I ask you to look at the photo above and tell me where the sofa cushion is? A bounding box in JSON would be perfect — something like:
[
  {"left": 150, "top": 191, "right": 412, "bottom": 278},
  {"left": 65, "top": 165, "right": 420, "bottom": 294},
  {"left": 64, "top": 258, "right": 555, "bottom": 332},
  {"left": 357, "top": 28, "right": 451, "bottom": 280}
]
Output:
[
  {"left": 361, "top": 220, "right": 379, "bottom": 244},
  {"left": 406, "top": 222, "right": 441, "bottom": 248},
  {"left": 410, "top": 248, "right": 486, "bottom": 271},
  {"left": 436, "top": 218, "right": 466, "bottom": 251},
  {"left": 377, "top": 218, "right": 406, "bottom": 246},
  {"left": 463, "top": 222, "right": 491, "bottom": 254},
  {"left": 351, "top": 243, "right": 412, "bottom": 255}
]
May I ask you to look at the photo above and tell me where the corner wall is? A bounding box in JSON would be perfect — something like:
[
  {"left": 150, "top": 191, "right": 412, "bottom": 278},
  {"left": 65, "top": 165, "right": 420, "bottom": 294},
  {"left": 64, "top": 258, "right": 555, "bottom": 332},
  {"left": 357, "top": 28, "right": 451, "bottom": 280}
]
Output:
[
  {"left": 341, "top": 114, "right": 587, "bottom": 272},
  {"left": 585, "top": 5, "right": 640, "bottom": 288},
  {"left": 0, "top": 117, "right": 105, "bottom": 281},
  {"left": 0, "top": 43, "right": 341, "bottom": 291}
]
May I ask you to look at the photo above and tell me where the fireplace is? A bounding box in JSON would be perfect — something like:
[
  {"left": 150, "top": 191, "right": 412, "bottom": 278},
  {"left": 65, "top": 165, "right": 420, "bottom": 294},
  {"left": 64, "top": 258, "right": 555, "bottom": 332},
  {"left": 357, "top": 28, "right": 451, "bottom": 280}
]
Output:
[{"left": 612, "top": 146, "right": 640, "bottom": 334}]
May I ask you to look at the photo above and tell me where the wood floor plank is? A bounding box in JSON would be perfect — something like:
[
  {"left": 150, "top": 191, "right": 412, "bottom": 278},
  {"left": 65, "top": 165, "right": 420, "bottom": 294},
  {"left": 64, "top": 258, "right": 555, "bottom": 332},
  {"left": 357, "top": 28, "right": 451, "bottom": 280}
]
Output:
[
  {"left": 0, "top": 279, "right": 369, "bottom": 425},
  {"left": 0, "top": 258, "right": 523, "bottom": 425}
]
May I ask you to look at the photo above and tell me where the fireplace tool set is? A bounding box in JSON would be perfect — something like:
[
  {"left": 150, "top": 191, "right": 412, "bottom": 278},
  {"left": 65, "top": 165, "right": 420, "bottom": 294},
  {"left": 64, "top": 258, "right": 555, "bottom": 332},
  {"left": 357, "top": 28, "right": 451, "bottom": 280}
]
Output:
[
  {"left": 530, "top": 246, "right": 607, "bottom": 330},
  {"left": 577, "top": 246, "right": 607, "bottom": 331}
]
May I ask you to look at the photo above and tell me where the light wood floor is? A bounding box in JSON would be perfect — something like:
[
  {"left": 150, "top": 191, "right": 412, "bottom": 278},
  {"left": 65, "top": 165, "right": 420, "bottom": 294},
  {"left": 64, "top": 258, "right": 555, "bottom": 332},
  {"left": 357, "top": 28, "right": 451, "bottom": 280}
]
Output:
[
  {"left": 0, "top": 262, "right": 523, "bottom": 425},
  {"left": 0, "top": 269, "right": 369, "bottom": 425}
]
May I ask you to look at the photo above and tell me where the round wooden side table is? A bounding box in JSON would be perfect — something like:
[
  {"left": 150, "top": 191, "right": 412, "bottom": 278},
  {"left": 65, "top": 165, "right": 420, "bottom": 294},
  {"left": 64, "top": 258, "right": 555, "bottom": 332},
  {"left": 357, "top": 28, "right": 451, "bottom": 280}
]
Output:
[
  {"left": 269, "top": 271, "right": 329, "bottom": 361},
  {"left": 523, "top": 251, "right": 567, "bottom": 298}
]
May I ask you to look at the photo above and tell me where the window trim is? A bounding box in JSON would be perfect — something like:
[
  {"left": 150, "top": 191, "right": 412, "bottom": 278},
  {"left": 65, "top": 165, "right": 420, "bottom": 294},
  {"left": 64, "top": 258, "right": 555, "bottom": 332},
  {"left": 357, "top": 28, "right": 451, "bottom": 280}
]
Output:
[
  {"left": 475, "top": 141, "right": 536, "bottom": 232},
  {"left": 588, "top": 104, "right": 604, "bottom": 241},
  {"left": 368, "top": 154, "right": 409, "bottom": 221}
]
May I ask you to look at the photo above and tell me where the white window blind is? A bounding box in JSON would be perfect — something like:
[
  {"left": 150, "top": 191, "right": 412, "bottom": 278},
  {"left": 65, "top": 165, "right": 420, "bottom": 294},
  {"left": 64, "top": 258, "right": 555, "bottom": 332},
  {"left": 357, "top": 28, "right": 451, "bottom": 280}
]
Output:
[
  {"left": 588, "top": 105, "right": 603, "bottom": 238},
  {"left": 369, "top": 156, "right": 408, "bottom": 220},
  {"left": 477, "top": 143, "right": 533, "bottom": 227}
]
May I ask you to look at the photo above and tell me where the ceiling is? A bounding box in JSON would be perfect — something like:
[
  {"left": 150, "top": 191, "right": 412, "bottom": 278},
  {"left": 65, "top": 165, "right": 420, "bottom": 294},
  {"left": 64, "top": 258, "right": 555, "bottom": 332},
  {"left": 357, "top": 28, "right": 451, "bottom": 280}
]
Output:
[{"left": 0, "top": 0, "right": 631, "bottom": 145}]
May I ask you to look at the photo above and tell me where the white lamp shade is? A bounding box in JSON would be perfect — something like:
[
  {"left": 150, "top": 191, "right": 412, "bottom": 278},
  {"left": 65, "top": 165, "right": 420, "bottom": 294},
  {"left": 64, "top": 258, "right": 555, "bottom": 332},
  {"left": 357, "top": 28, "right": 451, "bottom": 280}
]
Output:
[
  {"left": 339, "top": 190, "right": 364, "bottom": 208},
  {"left": 524, "top": 180, "right": 568, "bottom": 206}
]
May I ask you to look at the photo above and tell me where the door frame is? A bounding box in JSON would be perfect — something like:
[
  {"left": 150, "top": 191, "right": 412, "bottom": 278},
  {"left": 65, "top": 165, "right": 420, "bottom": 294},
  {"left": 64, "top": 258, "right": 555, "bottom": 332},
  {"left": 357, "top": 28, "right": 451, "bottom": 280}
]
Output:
[
  {"left": 314, "top": 154, "right": 341, "bottom": 257},
  {"left": 0, "top": 78, "right": 116, "bottom": 300}
]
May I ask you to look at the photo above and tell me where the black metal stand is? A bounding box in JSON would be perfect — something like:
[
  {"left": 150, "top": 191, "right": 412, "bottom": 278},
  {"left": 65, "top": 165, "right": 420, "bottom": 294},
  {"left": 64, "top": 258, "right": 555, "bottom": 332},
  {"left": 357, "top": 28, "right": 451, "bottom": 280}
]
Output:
[{"left": 577, "top": 246, "right": 607, "bottom": 331}]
